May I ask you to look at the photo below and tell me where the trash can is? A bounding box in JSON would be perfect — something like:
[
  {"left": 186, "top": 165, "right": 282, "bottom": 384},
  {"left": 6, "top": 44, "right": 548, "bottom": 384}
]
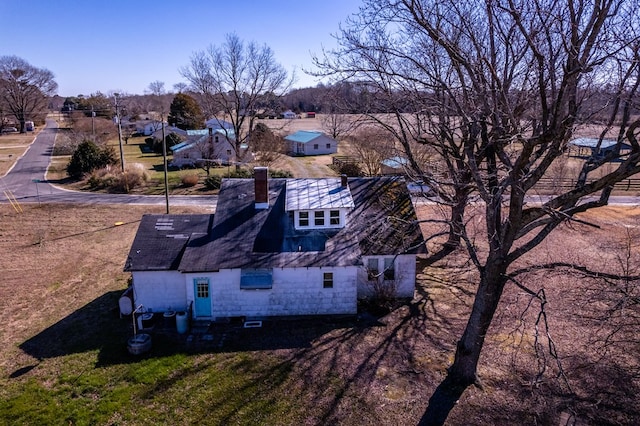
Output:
[
  {"left": 137, "top": 313, "right": 154, "bottom": 330},
  {"left": 176, "top": 311, "right": 189, "bottom": 334},
  {"left": 163, "top": 311, "right": 176, "bottom": 328}
]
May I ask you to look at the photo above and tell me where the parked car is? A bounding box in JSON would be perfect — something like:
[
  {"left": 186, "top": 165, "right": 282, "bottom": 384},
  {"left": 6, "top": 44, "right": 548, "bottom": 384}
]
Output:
[{"left": 1, "top": 127, "right": 18, "bottom": 133}]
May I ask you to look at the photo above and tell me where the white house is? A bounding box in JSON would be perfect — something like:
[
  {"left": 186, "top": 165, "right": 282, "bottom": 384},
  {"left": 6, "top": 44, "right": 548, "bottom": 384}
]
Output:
[
  {"left": 205, "top": 118, "right": 234, "bottom": 130},
  {"left": 285, "top": 130, "right": 338, "bottom": 156},
  {"left": 124, "top": 169, "right": 426, "bottom": 321},
  {"left": 169, "top": 128, "right": 237, "bottom": 168},
  {"left": 136, "top": 120, "right": 168, "bottom": 136}
]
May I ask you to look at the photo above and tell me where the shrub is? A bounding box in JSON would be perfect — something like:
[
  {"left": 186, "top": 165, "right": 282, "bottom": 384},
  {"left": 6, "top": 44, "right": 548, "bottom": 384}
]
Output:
[
  {"left": 204, "top": 168, "right": 271, "bottom": 190},
  {"left": 117, "top": 170, "right": 147, "bottom": 192},
  {"left": 269, "top": 169, "right": 293, "bottom": 178},
  {"left": 87, "top": 166, "right": 118, "bottom": 189},
  {"left": 165, "top": 132, "right": 183, "bottom": 149},
  {"left": 87, "top": 163, "right": 148, "bottom": 193},
  {"left": 52, "top": 138, "right": 77, "bottom": 156},
  {"left": 146, "top": 133, "right": 184, "bottom": 154},
  {"left": 339, "top": 162, "right": 363, "bottom": 177},
  {"left": 229, "top": 169, "right": 252, "bottom": 178},
  {"left": 204, "top": 175, "right": 222, "bottom": 190},
  {"left": 67, "top": 140, "right": 118, "bottom": 179},
  {"left": 181, "top": 173, "right": 199, "bottom": 187}
]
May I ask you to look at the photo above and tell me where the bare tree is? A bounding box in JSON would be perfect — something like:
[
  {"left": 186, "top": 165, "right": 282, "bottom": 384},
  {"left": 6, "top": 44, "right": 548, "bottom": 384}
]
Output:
[
  {"left": 316, "top": 0, "right": 640, "bottom": 423},
  {"left": 320, "top": 86, "right": 362, "bottom": 139},
  {"left": 0, "top": 56, "right": 57, "bottom": 132},
  {"left": 66, "top": 112, "right": 115, "bottom": 145},
  {"left": 251, "top": 122, "right": 285, "bottom": 167},
  {"left": 347, "top": 127, "right": 393, "bottom": 176},
  {"left": 181, "top": 33, "right": 292, "bottom": 170},
  {"left": 173, "top": 82, "right": 188, "bottom": 94}
]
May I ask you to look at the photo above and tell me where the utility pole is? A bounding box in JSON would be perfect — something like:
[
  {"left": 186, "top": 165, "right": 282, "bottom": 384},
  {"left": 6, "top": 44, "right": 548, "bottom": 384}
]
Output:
[
  {"left": 162, "top": 114, "right": 169, "bottom": 214},
  {"left": 147, "top": 81, "right": 169, "bottom": 213},
  {"left": 114, "top": 93, "right": 125, "bottom": 173},
  {"left": 91, "top": 105, "right": 95, "bottom": 139}
]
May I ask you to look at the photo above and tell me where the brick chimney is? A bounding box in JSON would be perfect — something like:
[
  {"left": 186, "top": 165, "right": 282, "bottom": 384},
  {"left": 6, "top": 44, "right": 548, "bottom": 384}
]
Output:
[{"left": 254, "top": 167, "right": 269, "bottom": 209}]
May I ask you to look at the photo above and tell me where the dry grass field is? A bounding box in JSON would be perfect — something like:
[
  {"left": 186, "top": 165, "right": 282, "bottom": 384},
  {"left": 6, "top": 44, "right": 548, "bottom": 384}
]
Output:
[
  {"left": 0, "top": 200, "right": 639, "bottom": 425},
  {"left": 0, "top": 131, "right": 38, "bottom": 176}
]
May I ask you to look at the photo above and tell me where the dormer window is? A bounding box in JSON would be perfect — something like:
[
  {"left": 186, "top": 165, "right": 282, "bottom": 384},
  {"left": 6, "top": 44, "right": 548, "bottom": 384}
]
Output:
[
  {"left": 294, "top": 209, "right": 345, "bottom": 230},
  {"left": 286, "top": 178, "right": 355, "bottom": 231},
  {"left": 330, "top": 210, "right": 340, "bottom": 225},
  {"left": 299, "top": 211, "right": 309, "bottom": 227}
]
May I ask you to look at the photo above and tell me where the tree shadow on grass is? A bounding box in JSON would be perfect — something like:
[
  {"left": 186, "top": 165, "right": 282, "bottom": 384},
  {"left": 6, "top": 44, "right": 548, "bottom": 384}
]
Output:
[{"left": 15, "top": 290, "right": 373, "bottom": 374}]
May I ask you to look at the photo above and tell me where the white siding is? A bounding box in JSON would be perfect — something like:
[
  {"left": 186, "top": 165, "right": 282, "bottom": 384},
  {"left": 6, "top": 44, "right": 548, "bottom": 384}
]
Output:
[
  {"left": 357, "top": 254, "right": 416, "bottom": 299},
  {"left": 185, "top": 266, "right": 358, "bottom": 319},
  {"left": 286, "top": 134, "right": 338, "bottom": 156},
  {"left": 131, "top": 270, "right": 188, "bottom": 312},
  {"left": 170, "top": 135, "right": 236, "bottom": 168},
  {"left": 303, "top": 134, "right": 337, "bottom": 155}
]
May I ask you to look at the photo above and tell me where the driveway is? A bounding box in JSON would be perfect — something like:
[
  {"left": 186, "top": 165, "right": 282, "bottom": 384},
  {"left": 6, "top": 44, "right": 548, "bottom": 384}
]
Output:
[{"left": 0, "top": 118, "right": 217, "bottom": 208}]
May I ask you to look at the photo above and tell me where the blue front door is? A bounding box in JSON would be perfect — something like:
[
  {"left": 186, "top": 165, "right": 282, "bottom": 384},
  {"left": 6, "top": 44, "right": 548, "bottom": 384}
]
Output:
[{"left": 194, "top": 278, "right": 212, "bottom": 317}]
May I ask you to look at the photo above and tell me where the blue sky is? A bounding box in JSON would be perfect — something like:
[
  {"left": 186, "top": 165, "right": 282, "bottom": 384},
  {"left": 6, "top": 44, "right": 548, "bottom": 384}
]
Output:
[{"left": 0, "top": 0, "right": 361, "bottom": 97}]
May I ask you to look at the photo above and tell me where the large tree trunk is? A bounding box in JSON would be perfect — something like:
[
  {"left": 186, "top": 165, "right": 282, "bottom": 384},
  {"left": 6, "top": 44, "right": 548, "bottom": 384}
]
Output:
[
  {"left": 444, "top": 190, "right": 466, "bottom": 249},
  {"left": 424, "top": 188, "right": 468, "bottom": 266},
  {"left": 420, "top": 261, "right": 507, "bottom": 425}
]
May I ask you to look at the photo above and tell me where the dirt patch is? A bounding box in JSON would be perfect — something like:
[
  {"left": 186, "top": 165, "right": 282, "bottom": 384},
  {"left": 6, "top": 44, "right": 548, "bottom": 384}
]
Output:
[{"left": 272, "top": 154, "right": 336, "bottom": 178}]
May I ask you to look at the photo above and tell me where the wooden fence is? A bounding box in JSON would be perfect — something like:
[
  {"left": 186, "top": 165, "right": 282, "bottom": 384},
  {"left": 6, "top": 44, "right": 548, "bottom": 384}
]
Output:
[
  {"left": 332, "top": 156, "right": 361, "bottom": 169},
  {"left": 535, "top": 177, "right": 640, "bottom": 192}
]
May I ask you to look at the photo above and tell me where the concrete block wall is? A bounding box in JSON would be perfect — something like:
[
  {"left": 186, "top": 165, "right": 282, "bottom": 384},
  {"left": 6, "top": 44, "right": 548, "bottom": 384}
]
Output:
[
  {"left": 357, "top": 254, "right": 417, "bottom": 299},
  {"left": 132, "top": 270, "right": 188, "bottom": 313},
  {"left": 186, "top": 266, "right": 358, "bottom": 319}
]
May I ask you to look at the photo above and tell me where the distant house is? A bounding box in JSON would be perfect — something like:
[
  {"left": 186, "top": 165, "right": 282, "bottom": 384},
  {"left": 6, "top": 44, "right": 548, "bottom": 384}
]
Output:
[
  {"left": 205, "top": 118, "right": 234, "bottom": 130},
  {"left": 124, "top": 170, "right": 426, "bottom": 320},
  {"left": 381, "top": 156, "right": 410, "bottom": 175},
  {"left": 151, "top": 126, "right": 187, "bottom": 141},
  {"left": 169, "top": 128, "right": 237, "bottom": 168},
  {"left": 137, "top": 120, "right": 168, "bottom": 136},
  {"left": 285, "top": 130, "right": 338, "bottom": 156},
  {"left": 569, "top": 137, "right": 632, "bottom": 159}
]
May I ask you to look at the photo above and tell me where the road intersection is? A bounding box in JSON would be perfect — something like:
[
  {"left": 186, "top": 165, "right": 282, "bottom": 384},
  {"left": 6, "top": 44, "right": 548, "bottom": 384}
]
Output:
[{"left": 0, "top": 119, "right": 217, "bottom": 208}]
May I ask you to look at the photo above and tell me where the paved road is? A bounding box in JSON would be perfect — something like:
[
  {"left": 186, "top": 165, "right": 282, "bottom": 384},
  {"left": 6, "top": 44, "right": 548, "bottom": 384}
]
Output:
[{"left": 0, "top": 118, "right": 217, "bottom": 208}]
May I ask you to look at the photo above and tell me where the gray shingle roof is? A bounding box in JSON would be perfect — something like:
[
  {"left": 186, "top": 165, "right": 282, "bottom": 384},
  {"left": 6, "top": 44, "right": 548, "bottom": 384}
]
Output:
[
  {"left": 125, "top": 177, "right": 426, "bottom": 274},
  {"left": 124, "top": 214, "right": 213, "bottom": 271},
  {"left": 177, "top": 176, "right": 426, "bottom": 272}
]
